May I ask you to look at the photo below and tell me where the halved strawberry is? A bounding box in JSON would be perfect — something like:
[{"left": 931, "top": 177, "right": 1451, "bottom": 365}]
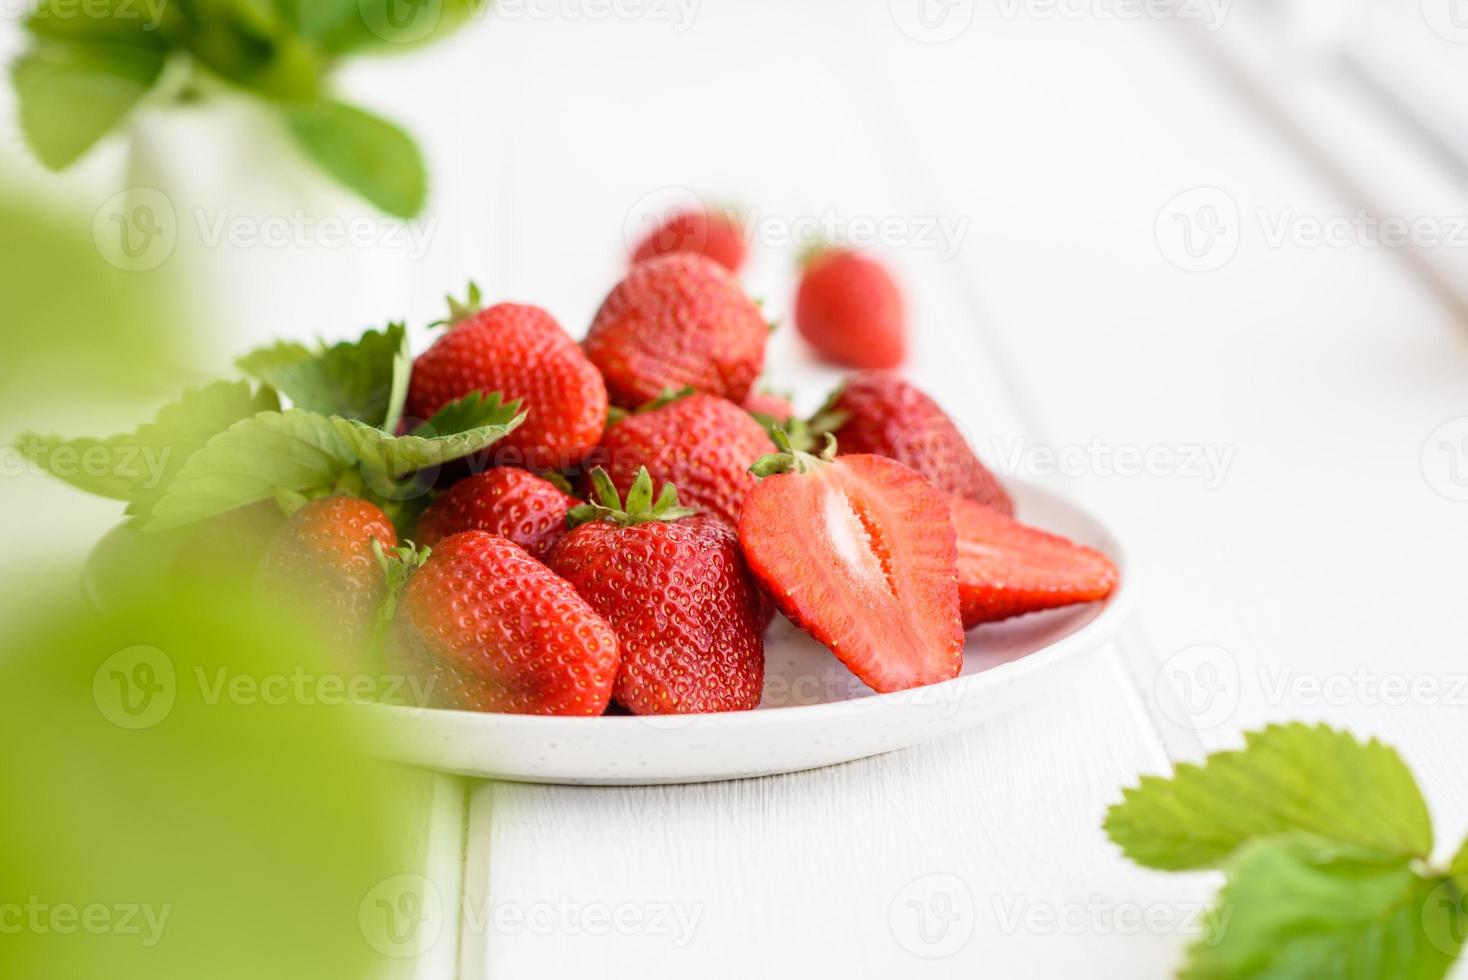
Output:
[
  {"left": 738, "top": 439, "right": 962, "bottom": 694},
  {"left": 952, "top": 496, "right": 1118, "bottom": 629}
]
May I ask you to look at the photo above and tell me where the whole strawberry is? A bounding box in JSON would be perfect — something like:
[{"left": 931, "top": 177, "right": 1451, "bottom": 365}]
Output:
[
  {"left": 416, "top": 468, "right": 578, "bottom": 560},
  {"left": 593, "top": 392, "right": 774, "bottom": 527},
  {"left": 739, "top": 436, "right": 963, "bottom": 695},
  {"left": 255, "top": 496, "right": 398, "bottom": 657},
  {"left": 632, "top": 206, "right": 748, "bottom": 273},
  {"left": 584, "top": 255, "right": 768, "bottom": 408},
  {"left": 392, "top": 531, "right": 619, "bottom": 716},
  {"left": 406, "top": 287, "right": 608, "bottom": 471},
  {"left": 831, "top": 372, "right": 1013, "bottom": 515},
  {"left": 547, "top": 468, "right": 765, "bottom": 714},
  {"left": 795, "top": 248, "right": 906, "bottom": 369},
  {"left": 951, "top": 496, "right": 1118, "bottom": 628}
]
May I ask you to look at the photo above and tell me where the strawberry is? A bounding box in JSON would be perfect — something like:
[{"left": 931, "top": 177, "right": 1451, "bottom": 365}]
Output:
[
  {"left": 255, "top": 496, "right": 398, "bottom": 657},
  {"left": 795, "top": 248, "right": 906, "bottom": 369},
  {"left": 951, "top": 497, "right": 1118, "bottom": 628},
  {"left": 547, "top": 468, "right": 765, "bottom": 714},
  {"left": 405, "top": 287, "right": 608, "bottom": 471},
  {"left": 584, "top": 255, "right": 769, "bottom": 408},
  {"left": 416, "top": 468, "right": 578, "bottom": 560},
  {"left": 391, "top": 531, "right": 619, "bottom": 715},
  {"left": 738, "top": 438, "right": 963, "bottom": 694},
  {"left": 632, "top": 206, "right": 748, "bottom": 273},
  {"left": 592, "top": 392, "right": 774, "bottom": 527},
  {"left": 831, "top": 371, "right": 1014, "bottom": 516},
  {"left": 743, "top": 388, "right": 796, "bottom": 427}
]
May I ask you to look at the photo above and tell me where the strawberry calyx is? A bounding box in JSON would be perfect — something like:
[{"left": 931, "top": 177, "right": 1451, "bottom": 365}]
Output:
[
  {"left": 567, "top": 467, "right": 697, "bottom": 528},
  {"left": 753, "top": 384, "right": 849, "bottom": 454},
  {"left": 429, "top": 282, "right": 485, "bottom": 330},
  {"left": 371, "top": 537, "right": 431, "bottom": 649},
  {"left": 749, "top": 427, "right": 838, "bottom": 478}
]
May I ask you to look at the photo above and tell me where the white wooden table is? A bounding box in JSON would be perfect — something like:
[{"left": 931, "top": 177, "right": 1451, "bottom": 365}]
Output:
[{"left": 7, "top": 2, "right": 1466, "bottom": 976}]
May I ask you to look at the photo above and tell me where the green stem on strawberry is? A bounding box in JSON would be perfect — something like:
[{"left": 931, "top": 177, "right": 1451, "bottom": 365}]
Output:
[
  {"left": 748, "top": 427, "right": 838, "bottom": 478},
  {"left": 567, "top": 467, "right": 697, "bottom": 528},
  {"left": 370, "top": 537, "right": 431, "bottom": 665},
  {"left": 430, "top": 282, "right": 485, "bottom": 330},
  {"left": 751, "top": 383, "right": 849, "bottom": 454}
]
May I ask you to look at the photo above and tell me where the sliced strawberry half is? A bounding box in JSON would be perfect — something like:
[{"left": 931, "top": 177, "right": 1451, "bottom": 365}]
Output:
[
  {"left": 738, "top": 441, "right": 962, "bottom": 694},
  {"left": 952, "top": 496, "right": 1119, "bottom": 629}
]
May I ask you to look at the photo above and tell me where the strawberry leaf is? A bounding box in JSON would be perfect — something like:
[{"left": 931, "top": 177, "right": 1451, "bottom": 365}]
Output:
[
  {"left": 236, "top": 323, "right": 410, "bottom": 428},
  {"left": 1104, "top": 723, "right": 1433, "bottom": 871},
  {"left": 349, "top": 393, "right": 524, "bottom": 477},
  {"left": 18, "top": 381, "right": 279, "bottom": 519},
  {"left": 12, "top": 40, "right": 165, "bottom": 170},
  {"left": 282, "top": 100, "right": 427, "bottom": 218},
  {"left": 1180, "top": 836, "right": 1463, "bottom": 980}
]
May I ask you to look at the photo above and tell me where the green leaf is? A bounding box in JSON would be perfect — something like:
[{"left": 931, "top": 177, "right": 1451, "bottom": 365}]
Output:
[
  {"left": 1181, "top": 836, "right": 1463, "bottom": 980},
  {"left": 11, "top": 40, "right": 165, "bottom": 170},
  {"left": 1105, "top": 723, "right": 1433, "bottom": 871},
  {"left": 282, "top": 100, "right": 427, "bottom": 217},
  {"left": 146, "top": 410, "right": 358, "bottom": 530},
  {"left": 1453, "top": 837, "right": 1468, "bottom": 880},
  {"left": 26, "top": 0, "right": 174, "bottom": 45},
  {"left": 346, "top": 394, "right": 524, "bottom": 477},
  {"left": 146, "top": 401, "right": 524, "bottom": 529},
  {"left": 236, "top": 323, "right": 410, "bottom": 426},
  {"left": 179, "top": 0, "right": 322, "bottom": 100},
  {"left": 17, "top": 381, "right": 278, "bottom": 517},
  {"left": 320, "top": 0, "right": 479, "bottom": 53},
  {"left": 409, "top": 391, "right": 523, "bottom": 442}
]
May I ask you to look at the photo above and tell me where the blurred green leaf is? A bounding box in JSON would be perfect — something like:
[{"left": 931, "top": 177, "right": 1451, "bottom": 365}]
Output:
[
  {"left": 18, "top": 382, "right": 279, "bottom": 519},
  {"left": 283, "top": 100, "right": 427, "bottom": 217},
  {"left": 183, "top": 0, "right": 323, "bottom": 100},
  {"left": 12, "top": 40, "right": 166, "bottom": 170},
  {"left": 26, "top": 0, "right": 176, "bottom": 46},
  {"left": 1181, "top": 836, "right": 1462, "bottom": 980},
  {"left": 325, "top": 0, "right": 480, "bottom": 53},
  {"left": 1105, "top": 723, "right": 1433, "bottom": 871},
  {"left": 236, "top": 323, "right": 410, "bottom": 426}
]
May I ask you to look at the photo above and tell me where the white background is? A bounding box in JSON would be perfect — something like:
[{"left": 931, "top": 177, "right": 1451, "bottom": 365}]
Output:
[{"left": 4, "top": 1, "right": 1468, "bottom": 977}]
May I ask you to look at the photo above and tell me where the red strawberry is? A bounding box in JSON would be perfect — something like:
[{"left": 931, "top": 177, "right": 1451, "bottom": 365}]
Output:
[
  {"left": 593, "top": 392, "right": 774, "bottom": 527},
  {"left": 406, "top": 288, "right": 608, "bottom": 471},
  {"left": 743, "top": 388, "right": 796, "bottom": 426},
  {"left": 795, "top": 248, "right": 906, "bottom": 369},
  {"left": 584, "top": 255, "right": 768, "bottom": 408},
  {"left": 632, "top": 206, "right": 748, "bottom": 273},
  {"left": 832, "top": 372, "right": 1013, "bottom": 515},
  {"left": 416, "top": 468, "right": 577, "bottom": 560},
  {"left": 547, "top": 469, "right": 765, "bottom": 714},
  {"left": 255, "top": 496, "right": 398, "bottom": 656},
  {"left": 952, "top": 497, "right": 1118, "bottom": 628},
  {"left": 392, "top": 531, "right": 619, "bottom": 716},
  {"left": 738, "top": 441, "right": 963, "bottom": 694}
]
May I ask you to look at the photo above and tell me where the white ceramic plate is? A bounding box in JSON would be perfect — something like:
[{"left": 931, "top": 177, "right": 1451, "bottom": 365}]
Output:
[{"left": 365, "top": 481, "right": 1134, "bottom": 785}]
